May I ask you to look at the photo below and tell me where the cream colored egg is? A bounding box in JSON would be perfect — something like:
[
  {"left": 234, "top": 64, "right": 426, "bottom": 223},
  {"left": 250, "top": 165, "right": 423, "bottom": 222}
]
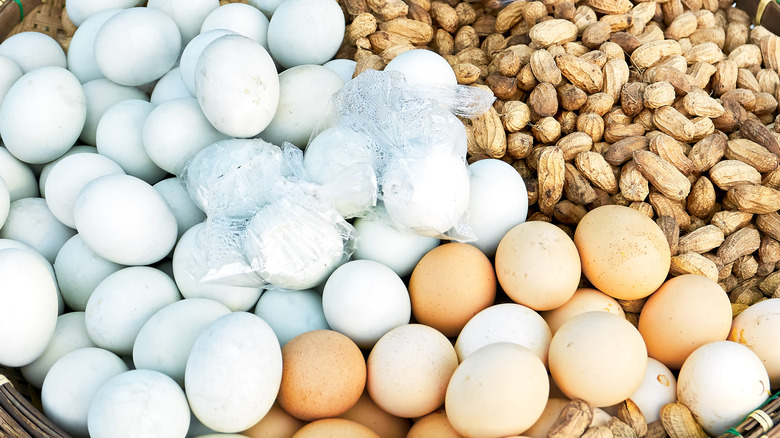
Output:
[
  {"left": 455, "top": 303, "right": 551, "bottom": 366},
  {"left": 338, "top": 390, "right": 412, "bottom": 438},
  {"left": 0, "top": 248, "right": 59, "bottom": 367},
  {"left": 729, "top": 298, "right": 780, "bottom": 388},
  {"left": 522, "top": 398, "right": 570, "bottom": 438},
  {"left": 573, "top": 205, "right": 671, "bottom": 300},
  {"left": 541, "top": 288, "right": 625, "bottom": 335},
  {"left": 445, "top": 343, "right": 549, "bottom": 437},
  {"left": 185, "top": 312, "right": 283, "bottom": 433},
  {"left": 628, "top": 358, "right": 677, "bottom": 423},
  {"left": 495, "top": 221, "right": 581, "bottom": 311},
  {"left": 367, "top": 324, "right": 458, "bottom": 418},
  {"left": 677, "top": 341, "right": 770, "bottom": 436},
  {"left": 638, "top": 274, "right": 732, "bottom": 370},
  {"left": 549, "top": 311, "right": 648, "bottom": 407},
  {"left": 88, "top": 369, "right": 190, "bottom": 438},
  {"left": 406, "top": 410, "right": 461, "bottom": 438}
]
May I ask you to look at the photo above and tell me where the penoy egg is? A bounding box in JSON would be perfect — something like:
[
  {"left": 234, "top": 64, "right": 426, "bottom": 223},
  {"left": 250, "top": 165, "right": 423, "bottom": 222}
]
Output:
[
  {"left": 548, "top": 311, "right": 648, "bottom": 407},
  {"left": 495, "top": 221, "right": 581, "bottom": 311},
  {"left": 638, "top": 274, "right": 732, "bottom": 369},
  {"left": 409, "top": 242, "right": 496, "bottom": 337},
  {"left": 574, "top": 205, "right": 671, "bottom": 300}
]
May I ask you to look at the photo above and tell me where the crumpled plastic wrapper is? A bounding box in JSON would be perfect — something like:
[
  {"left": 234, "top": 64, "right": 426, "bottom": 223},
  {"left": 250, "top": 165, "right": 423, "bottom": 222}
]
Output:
[{"left": 180, "top": 138, "right": 354, "bottom": 289}]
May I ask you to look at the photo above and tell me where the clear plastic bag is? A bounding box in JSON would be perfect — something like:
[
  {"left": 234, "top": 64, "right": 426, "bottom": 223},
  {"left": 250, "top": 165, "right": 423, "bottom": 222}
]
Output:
[
  {"left": 180, "top": 138, "right": 354, "bottom": 289},
  {"left": 306, "top": 69, "right": 495, "bottom": 240}
]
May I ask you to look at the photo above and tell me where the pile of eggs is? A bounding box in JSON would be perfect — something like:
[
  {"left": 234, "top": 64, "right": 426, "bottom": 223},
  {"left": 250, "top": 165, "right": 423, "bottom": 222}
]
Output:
[{"left": 0, "top": 0, "right": 778, "bottom": 437}]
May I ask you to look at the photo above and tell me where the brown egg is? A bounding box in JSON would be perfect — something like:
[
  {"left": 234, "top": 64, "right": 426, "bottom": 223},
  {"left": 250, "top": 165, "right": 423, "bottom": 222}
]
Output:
[
  {"left": 278, "top": 330, "right": 366, "bottom": 421},
  {"left": 540, "top": 288, "right": 625, "bottom": 335},
  {"left": 292, "top": 418, "right": 380, "bottom": 438},
  {"left": 573, "top": 205, "right": 671, "bottom": 300},
  {"left": 367, "top": 324, "right": 458, "bottom": 418},
  {"left": 638, "top": 274, "right": 732, "bottom": 369},
  {"left": 338, "top": 390, "right": 412, "bottom": 438},
  {"left": 243, "top": 402, "right": 305, "bottom": 438},
  {"left": 522, "top": 398, "right": 570, "bottom": 438},
  {"left": 408, "top": 243, "right": 496, "bottom": 337},
  {"left": 406, "top": 410, "right": 462, "bottom": 438},
  {"left": 495, "top": 221, "right": 581, "bottom": 311},
  {"left": 548, "top": 311, "right": 647, "bottom": 408}
]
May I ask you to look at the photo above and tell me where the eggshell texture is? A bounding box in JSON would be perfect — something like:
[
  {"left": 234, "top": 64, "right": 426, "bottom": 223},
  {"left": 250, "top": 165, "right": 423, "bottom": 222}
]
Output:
[
  {"left": 292, "top": 418, "right": 380, "bottom": 438},
  {"left": 93, "top": 7, "right": 181, "bottom": 86},
  {"left": 0, "top": 66, "right": 86, "bottom": 164},
  {"left": 627, "top": 358, "right": 677, "bottom": 423},
  {"left": 195, "top": 34, "right": 279, "bottom": 138},
  {"left": 146, "top": 0, "right": 219, "bottom": 46},
  {"left": 338, "top": 390, "right": 412, "bottom": 438},
  {"left": 0, "top": 31, "right": 66, "bottom": 72},
  {"left": 729, "top": 298, "right": 780, "bottom": 388},
  {"left": 96, "top": 99, "right": 168, "bottom": 184},
  {"left": 242, "top": 401, "right": 305, "bottom": 438},
  {"left": 638, "top": 274, "right": 732, "bottom": 369},
  {"left": 406, "top": 410, "right": 461, "bottom": 438},
  {"left": 254, "top": 287, "right": 330, "bottom": 347},
  {"left": 54, "top": 234, "right": 124, "bottom": 311},
  {"left": 259, "top": 65, "right": 344, "bottom": 148},
  {"left": 44, "top": 153, "right": 126, "bottom": 228},
  {"left": 133, "top": 298, "right": 231, "bottom": 385},
  {"left": 21, "top": 312, "right": 96, "bottom": 389},
  {"left": 267, "top": 0, "right": 345, "bottom": 68},
  {"left": 455, "top": 303, "right": 551, "bottom": 366},
  {"left": 367, "top": 324, "right": 458, "bottom": 418},
  {"left": 74, "top": 174, "right": 178, "bottom": 265},
  {"left": 574, "top": 205, "right": 671, "bottom": 300},
  {"left": 445, "top": 343, "right": 549, "bottom": 437},
  {"left": 41, "top": 347, "right": 129, "bottom": 437},
  {"left": 172, "top": 222, "right": 262, "bottom": 311},
  {"left": 66, "top": 9, "right": 122, "bottom": 83},
  {"left": 0, "top": 197, "right": 76, "bottom": 263},
  {"left": 85, "top": 266, "right": 181, "bottom": 355},
  {"left": 384, "top": 49, "right": 457, "bottom": 87},
  {"left": 0, "top": 248, "right": 59, "bottom": 367},
  {"left": 522, "top": 398, "right": 570, "bottom": 438},
  {"left": 278, "top": 330, "right": 366, "bottom": 421},
  {"left": 88, "top": 369, "right": 191, "bottom": 438},
  {"left": 548, "top": 311, "right": 648, "bottom": 407},
  {"left": 677, "top": 341, "right": 770, "bottom": 436},
  {"left": 466, "top": 158, "right": 528, "bottom": 257},
  {"left": 186, "top": 312, "right": 283, "bottom": 433},
  {"left": 495, "top": 221, "right": 581, "bottom": 311},
  {"left": 322, "top": 260, "right": 411, "bottom": 349},
  {"left": 540, "top": 288, "right": 625, "bottom": 335}
]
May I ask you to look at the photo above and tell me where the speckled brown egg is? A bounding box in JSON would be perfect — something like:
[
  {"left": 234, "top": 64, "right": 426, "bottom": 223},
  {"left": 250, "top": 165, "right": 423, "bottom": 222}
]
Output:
[
  {"left": 278, "top": 330, "right": 366, "bottom": 421},
  {"left": 408, "top": 243, "right": 496, "bottom": 337}
]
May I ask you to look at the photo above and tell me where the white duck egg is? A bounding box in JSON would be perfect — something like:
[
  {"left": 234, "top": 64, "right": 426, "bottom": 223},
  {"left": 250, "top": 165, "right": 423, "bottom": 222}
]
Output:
[
  {"left": 73, "top": 174, "right": 178, "bottom": 265},
  {"left": 96, "top": 99, "right": 166, "bottom": 184},
  {"left": 81, "top": 78, "right": 148, "bottom": 146},
  {"left": 178, "top": 29, "right": 235, "bottom": 96},
  {"left": 143, "top": 97, "right": 230, "bottom": 175},
  {"left": 0, "top": 248, "right": 59, "bottom": 367},
  {"left": 44, "top": 153, "right": 126, "bottom": 228},
  {"left": 627, "top": 357, "right": 677, "bottom": 423},
  {"left": 172, "top": 222, "right": 262, "bottom": 311},
  {"left": 254, "top": 287, "right": 330, "bottom": 347},
  {"left": 85, "top": 266, "right": 181, "bottom": 355},
  {"left": 0, "top": 239, "right": 64, "bottom": 315},
  {"left": 194, "top": 34, "right": 279, "bottom": 138},
  {"left": 41, "top": 347, "right": 129, "bottom": 437},
  {"left": 21, "top": 312, "right": 96, "bottom": 389},
  {"left": 147, "top": 0, "right": 220, "bottom": 46},
  {"left": 0, "top": 147, "right": 38, "bottom": 200},
  {"left": 185, "top": 312, "right": 282, "bottom": 433},
  {"left": 153, "top": 177, "right": 207, "bottom": 240},
  {"left": 150, "top": 67, "right": 192, "bottom": 105},
  {"left": 323, "top": 58, "right": 357, "bottom": 84},
  {"left": 0, "top": 31, "right": 65, "bottom": 72},
  {"left": 0, "top": 66, "right": 86, "bottom": 164},
  {"left": 267, "top": 0, "right": 345, "bottom": 68},
  {"left": 200, "top": 3, "right": 269, "bottom": 49},
  {"left": 0, "top": 54, "right": 22, "bottom": 111},
  {"left": 37, "top": 145, "right": 97, "bottom": 197},
  {"left": 384, "top": 49, "right": 457, "bottom": 87},
  {"left": 133, "top": 298, "right": 230, "bottom": 386},
  {"left": 65, "top": 0, "right": 142, "bottom": 27},
  {"left": 93, "top": 7, "right": 181, "bottom": 86},
  {"left": 66, "top": 8, "right": 122, "bottom": 83},
  {"left": 88, "top": 369, "right": 190, "bottom": 438},
  {"left": 0, "top": 176, "right": 9, "bottom": 229},
  {"left": 0, "top": 197, "right": 76, "bottom": 263},
  {"left": 54, "top": 234, "right": 124, "bottom": 311},
  {"left": 248, "top": 0, "right": 282, "bottom": 18},
  {"left": 259, "top": 65, "right": 344, "bottom": 148}
]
